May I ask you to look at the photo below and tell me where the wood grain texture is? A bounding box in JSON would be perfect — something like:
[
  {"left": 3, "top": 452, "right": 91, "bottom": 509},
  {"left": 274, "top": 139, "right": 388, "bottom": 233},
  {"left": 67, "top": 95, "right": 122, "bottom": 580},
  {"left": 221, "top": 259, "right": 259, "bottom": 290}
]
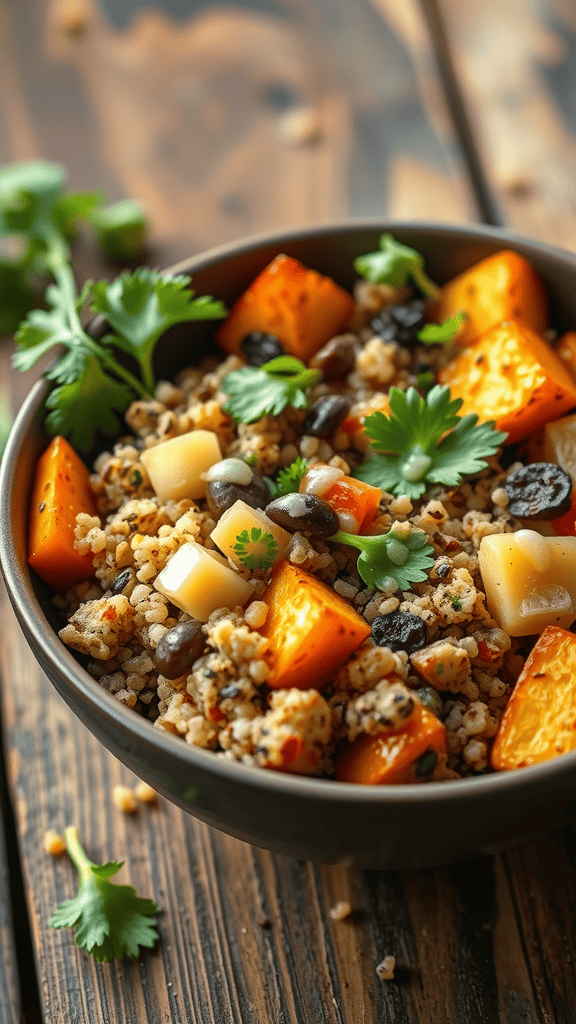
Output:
[
  {"left": 0, "top": 768, "right": 21, "bottom": 1024},
  {"left": 436, "top": 0, "right": 576, "bottom": 247}
]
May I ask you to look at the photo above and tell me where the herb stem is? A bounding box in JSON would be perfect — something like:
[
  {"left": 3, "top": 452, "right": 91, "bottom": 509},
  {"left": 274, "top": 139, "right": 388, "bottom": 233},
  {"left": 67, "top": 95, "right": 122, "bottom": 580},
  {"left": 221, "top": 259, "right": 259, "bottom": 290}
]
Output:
[
  {"left": 411, "top": 265, "right": 441, "bottom": 301},
  {"left": 64, "top": 825, "right": 94, "bottom": 880}
]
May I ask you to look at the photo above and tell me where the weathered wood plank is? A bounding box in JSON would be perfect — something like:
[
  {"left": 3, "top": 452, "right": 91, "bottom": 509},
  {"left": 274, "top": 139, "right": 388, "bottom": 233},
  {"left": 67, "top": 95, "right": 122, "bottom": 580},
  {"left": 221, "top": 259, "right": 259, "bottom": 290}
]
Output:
[
  {"left": 435, "top": 0, "right": 576, "bottom": 247},
  {"left": 0, "top": 767, "right": 22, "bottom": 1024}
]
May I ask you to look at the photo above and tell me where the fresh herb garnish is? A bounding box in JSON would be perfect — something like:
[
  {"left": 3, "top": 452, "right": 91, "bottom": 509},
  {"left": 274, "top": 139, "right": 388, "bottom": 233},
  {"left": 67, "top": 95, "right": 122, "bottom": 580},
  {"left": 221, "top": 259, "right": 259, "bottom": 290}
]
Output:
[
  {"left": 265, "top": 456, "right": 308, "bottom": 498},
  {"left": 417, "top": 311, "right": 466, "bottom": 345},
  {"left": 233, "top": 528, "right": 278, "bottom": 570},
  {"left": 49, "top": 826, "right": 159, "bottom": 963},
  {"left": 354, "top": 385, "right": 507, "bottom": 500},
  {"left": 0, "top": 160, "right": 148, "bottom": 333},
  {"left": 332, "top": 525, "right": 434, "bottom": 593},
  {"left": 221, "top": 356, "right": 321, "bottom": 424},
  {"left": 354, "top": 233, "right": 440, "bottom": 300},
  {"left": 89, "top": 199, "right": 148, "bottom": 260},
  {"left": 13, "top": 261, "right": 226, "bottom": 452}
]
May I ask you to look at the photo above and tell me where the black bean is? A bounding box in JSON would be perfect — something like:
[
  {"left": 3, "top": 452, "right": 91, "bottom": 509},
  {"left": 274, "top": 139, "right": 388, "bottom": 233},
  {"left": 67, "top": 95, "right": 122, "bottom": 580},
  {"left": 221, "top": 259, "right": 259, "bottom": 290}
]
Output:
[
  {"left": 413, "top": 748, "right": 438, "bottom": 779},
  {"left": 206, "top": 474, "right": 271, "bottom": 519},
  {"left": 265, "top": 493, "right": 340, "bottom": 537},
  {"left": 309, "top": 334, "right": 358, "bottom": 379},
  {"left": 371, "top": 611, "right": 427, "bottom": 654},
  {"left": 153, "top": 620, "right": 205, "bottom": 679},
  {"left": 110, "top": 568, "right": 134, "bottom": 595},
  {"left": 240, "top": 331, "right": 284, "bottom": 366},
  {"left": 301, "top": 395, "right": 351, "bottom": 437},
  {"left": 371, "top": 299, "right": 425, "bottom": 346},
  {"left": 504, "top": 462, "right": 573, "bottom": 520},
  {"left": 417, "top": 686, "right": 443, "bottom": 719}
]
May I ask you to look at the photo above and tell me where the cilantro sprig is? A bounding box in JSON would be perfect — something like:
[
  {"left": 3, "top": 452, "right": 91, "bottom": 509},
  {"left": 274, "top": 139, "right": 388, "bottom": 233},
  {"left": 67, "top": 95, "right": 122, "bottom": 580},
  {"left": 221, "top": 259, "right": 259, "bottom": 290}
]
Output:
[
  {"left": 354, "top": 385, "right": 507, "bottom": 500},
  {"left": 265, "top": 456, "right": 308, "bottom": 498},
  {"left": 222, "top": 356, "right": 321, "bottom": 424},
  {"left": 332, "top": 525, "right": 434, "bottom": 592},
  {"left": 234, "top": 528, "right": 278, "bottom": 570},
  {"left": 354, "top": 233, "right": 440, "bottom": 300},
  {"left": 0, "top": 160, "right": 148, "bottom": 333},
  {"left": 49, "top": 826, "right": 159, "bottom": 963}
]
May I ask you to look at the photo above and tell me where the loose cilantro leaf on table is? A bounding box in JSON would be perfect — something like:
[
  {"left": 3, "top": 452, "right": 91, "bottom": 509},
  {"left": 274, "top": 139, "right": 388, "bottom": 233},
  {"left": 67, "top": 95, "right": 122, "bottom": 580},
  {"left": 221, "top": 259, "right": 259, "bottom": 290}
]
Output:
[
  {"left": 354, "top": 233, "right": 440, "bottom": 300},
  {"left": 265, "top": 456, "right": 308, "bottom": 498},
  {"left": 234, "top": 528, "right": 278, "bottom": 570},
  {"left": 50, "top": 826, "right": 159, "bottom": 963},
  {"left": 222, "top": 356, "right": 321, "bottom": 424},
  {"left": 355, "top": 385, "right": 507, "bottom": 500},
  {"left": 332, "top": 525, "right": 434, "bottom": 593},
  {"left": 417, "top": 311, "right": 466, "bottom": 344}
]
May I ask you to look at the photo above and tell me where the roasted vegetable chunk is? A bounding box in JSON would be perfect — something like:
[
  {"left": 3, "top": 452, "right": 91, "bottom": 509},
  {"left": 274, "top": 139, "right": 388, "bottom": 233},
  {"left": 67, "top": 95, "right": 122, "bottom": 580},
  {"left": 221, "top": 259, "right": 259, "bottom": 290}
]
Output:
[
  {"left": 259, "top": 562, "right": 370, "bottom": 690},
  {"left": 491, "top": 626, "right": 576, "bottom": 770},
  {"left": 28, "top": 435, "right": 97, "bottom": 590},
  {"left": 431, "top": 250, "right": 548, "bottom": 348},
  {"left": 439, "top": 320, "right": 576, "bottom": 443},
  {"left": 335, "top": 705, "right": 446, "bottom": 784},
  {"left": 216, "top": 254, "right": 355, "bottom": 363}
]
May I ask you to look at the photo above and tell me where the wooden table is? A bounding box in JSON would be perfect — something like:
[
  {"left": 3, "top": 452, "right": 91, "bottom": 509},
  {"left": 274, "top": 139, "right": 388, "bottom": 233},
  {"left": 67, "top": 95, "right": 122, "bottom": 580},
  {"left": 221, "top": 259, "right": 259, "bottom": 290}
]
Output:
[{"left": 2, "top": 0, "right": 576, "bottom": 1020}]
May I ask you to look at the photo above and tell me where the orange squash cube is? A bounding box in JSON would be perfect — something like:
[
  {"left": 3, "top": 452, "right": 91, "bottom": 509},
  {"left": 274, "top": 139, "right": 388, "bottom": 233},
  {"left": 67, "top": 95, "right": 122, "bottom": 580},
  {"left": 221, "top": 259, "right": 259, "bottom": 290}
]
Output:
[
  {"left": 438, "top": 320, "right": 576, "bottom": 444},
  {"left": 335, "top": 705, "right": 446, "bottom": 784},
  {"left": 259, "top": 562, "right": 370, "bottom": 690},
  {"left": 216, "top": 254, "right": 355, "bottom": 363},
  {"left": 491, "top": 626, "right": 576, "bottom": 770},
  {"left": 431, "top": 250, "right": 548, "bottom": 348},
  {"left": 28, "top": 435, "right": 97, "bottom": 590},
  {"left": 323, "top": 476, "right": 382, "bottom": 534}
]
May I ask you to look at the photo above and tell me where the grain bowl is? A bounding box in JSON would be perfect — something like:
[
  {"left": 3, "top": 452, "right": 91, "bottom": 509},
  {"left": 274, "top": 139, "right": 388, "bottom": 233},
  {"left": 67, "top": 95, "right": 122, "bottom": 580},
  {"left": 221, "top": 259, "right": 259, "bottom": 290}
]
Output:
[{"left": 3, "top": 220, "right": 576, "bottom": 868}]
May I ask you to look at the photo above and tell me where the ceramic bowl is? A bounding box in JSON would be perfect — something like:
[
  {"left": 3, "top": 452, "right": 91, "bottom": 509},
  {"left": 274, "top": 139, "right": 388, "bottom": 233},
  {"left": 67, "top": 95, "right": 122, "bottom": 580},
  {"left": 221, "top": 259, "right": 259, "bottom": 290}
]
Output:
[{"left": 3, "top": 219, "right": 576, "bottom": 869}]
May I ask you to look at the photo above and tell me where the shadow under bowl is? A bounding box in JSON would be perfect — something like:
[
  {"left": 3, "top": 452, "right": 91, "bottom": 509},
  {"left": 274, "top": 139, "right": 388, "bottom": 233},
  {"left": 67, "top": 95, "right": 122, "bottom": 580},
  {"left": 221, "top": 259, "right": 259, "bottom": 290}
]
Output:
[{"left": 3, "top": 219, "right": 576, "bottom": 869}]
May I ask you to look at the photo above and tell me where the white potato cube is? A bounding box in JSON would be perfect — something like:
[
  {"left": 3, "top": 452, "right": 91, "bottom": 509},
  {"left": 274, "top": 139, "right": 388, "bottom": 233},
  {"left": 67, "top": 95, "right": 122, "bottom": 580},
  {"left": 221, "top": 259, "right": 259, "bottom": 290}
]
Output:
[
  {"left": 140, "top": 430, "right": 222, "bottom": 502},
  {"left": 154, "top": 542, "right": 254, "bottom": 621},
  {"left": 543, "top": 412, "right": 576, "bottom": 484},
  {"left": 211, "top": 500, "right": 291, "bottom": 570},
  {"left": 479, "top": 530, "right": 576, "bottom": 635}
]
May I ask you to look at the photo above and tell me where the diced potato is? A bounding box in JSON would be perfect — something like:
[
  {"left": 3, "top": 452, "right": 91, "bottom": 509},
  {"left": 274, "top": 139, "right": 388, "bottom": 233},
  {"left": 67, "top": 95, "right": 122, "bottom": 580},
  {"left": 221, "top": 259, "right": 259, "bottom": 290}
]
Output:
[
  {"left": 431, "top": 250, "right": 548, "bottom": 348},
  {"left": 335, "top": 706, "right": 446, "bottom": 784},
  {"left": 210, "top": 500, "right": 291, "bottom": 569},
  {"left": 259, "top": 562, "right": 371, "bottom": 690},
  {"left": 438, "top": 320, "right": 576, "bottom": 444},
  {"left": 491, "top": 626, "right": 576, "bottom": 770},
  {"left": 478, "top": 531, "right": 576, "bottom": 635},
  {"left": 154, "top": 542, "right": 254, "bottom": 621},
  {"left": 216, "top": 254, "right": 355, "bottom": 363},
  {"left": 140, "top": 430, "right": 221, "bottom": 502},
  {"left": 543, "top": 411, "right": 576, "bottom": 484}
]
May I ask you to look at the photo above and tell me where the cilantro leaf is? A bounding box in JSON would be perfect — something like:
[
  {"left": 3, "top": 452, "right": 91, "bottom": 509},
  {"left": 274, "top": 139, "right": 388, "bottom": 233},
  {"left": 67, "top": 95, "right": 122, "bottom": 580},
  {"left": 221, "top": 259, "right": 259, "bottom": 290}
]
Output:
[
  {"left": 44, "top": 356, "right": 134, "bottom": 451},
  {"left": 333, "top": 526, "right": 434, "bottom": 592},
  {"left": 88, "top": 199, "right": 148, "bottom": 260},
  {"left": 354, "top": 233, "right": 440, "bottom": 299},
  {"left": 417, "top": 311, "right": 466, "bottom": 344},
  {"left": 222, "top": 356, "right": 321, "bottom": 424},
  {"left": 91, "top": 268, "right": 227, "bottom": 391},
  {"left": 354, "top": 385, "right": 507, "bottom": 500},
  {"left": 233, "top": 528, "right": 278, "bottom": 570},
  {"left": 50, "top": 827, "right": 158, "bottom": 963},
  {"left": 266, "top": 456, "right": 308, "bottom": 498}
]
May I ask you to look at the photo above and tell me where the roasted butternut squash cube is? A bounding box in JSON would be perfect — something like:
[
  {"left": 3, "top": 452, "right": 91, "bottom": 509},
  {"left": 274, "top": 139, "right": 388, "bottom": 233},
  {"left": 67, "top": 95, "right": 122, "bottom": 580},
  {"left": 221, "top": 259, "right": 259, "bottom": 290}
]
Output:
[
  {"left": 478, "top": 531, "right": 576, "bottom": 635},
  {"left": 335, "top": 705, "right": 446, "bottom": 784},
  {"left": 323, "top": 476, "right": 383, "bottom": 534},
  {"left": 431, "top": 250, "right": 548, "bottom": 348},
  {"left": 28, "top": 435, "right": 97, "bottom": 590},
  {"left": 216, "top": 254, "right": 355, "bottom": 363},
  {"left": 438, "top": 320, "right": 576, "bottom": 444},
  {"left": 259, "top": 562, "right": 370, "bottom": 690},
  {"left": 491, "top": 626, "right": 576, "bottom": 770}
]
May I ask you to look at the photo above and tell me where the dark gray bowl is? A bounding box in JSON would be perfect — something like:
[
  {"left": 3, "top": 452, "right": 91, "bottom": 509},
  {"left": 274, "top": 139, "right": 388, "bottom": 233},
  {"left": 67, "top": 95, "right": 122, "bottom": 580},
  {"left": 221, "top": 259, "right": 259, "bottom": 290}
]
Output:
[{"left": 3, "top": 219, "right": 576, "bottom": 869}]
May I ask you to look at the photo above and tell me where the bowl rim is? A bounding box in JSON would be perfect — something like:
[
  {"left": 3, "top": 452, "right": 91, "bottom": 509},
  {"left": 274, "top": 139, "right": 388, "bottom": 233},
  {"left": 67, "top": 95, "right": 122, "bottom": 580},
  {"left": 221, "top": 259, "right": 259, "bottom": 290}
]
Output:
[{"left": 4, "top": 215, "right": 576, "bottom": 807}]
